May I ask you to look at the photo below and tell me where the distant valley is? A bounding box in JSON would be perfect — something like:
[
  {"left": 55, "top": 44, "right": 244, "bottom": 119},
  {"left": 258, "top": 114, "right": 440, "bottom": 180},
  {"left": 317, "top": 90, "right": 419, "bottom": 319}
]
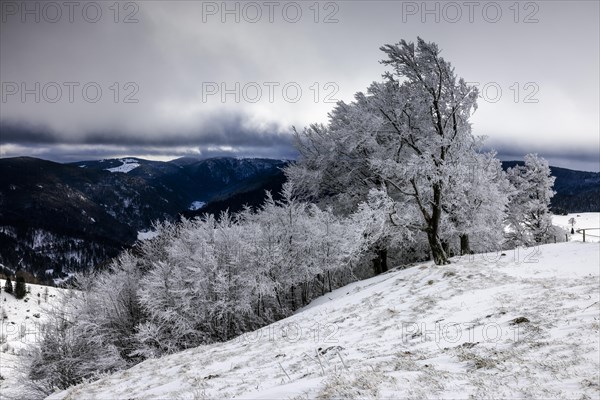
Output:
[{"left": 0, "top": 156, "right": 287, "bottom": 279}]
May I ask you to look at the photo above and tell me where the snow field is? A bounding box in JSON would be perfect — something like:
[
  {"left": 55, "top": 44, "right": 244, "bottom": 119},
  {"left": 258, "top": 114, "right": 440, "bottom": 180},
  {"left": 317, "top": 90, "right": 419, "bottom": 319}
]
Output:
[
  {"left": 47, "top": 241, "right": 599, "bottom": 399},
  {"left": 0, "top": 281, "right": 64, "bottom": 400},
  {"left": 553, "top": 212, "right": 600, "bottom": 243},
  {"left": 105, "top": 159, "right": 140, "bottom": 174}
]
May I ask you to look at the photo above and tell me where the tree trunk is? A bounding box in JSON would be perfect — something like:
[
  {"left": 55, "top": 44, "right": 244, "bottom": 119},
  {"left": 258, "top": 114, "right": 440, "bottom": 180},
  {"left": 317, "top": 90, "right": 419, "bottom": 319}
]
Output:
[
  {"left": 275, "top": 289, "right": 282, "bottom": 309},
  {"left": 442, "top": 241, "right": 450, "bottom": 257},
  {"left": 301, "top": 282, "right": 308, "bottom": 306},
  {"left": 372, "top": 257, "right": 381, "bottom": 275},
  {"left": 290, "top": 285, "right": 296, "bottom": 310},
  {"left": 428, "top": 183, "right": 449, "bottom": 265},
  {"left": 378, "top": 247, "right": 388, "bottom": 273},
  {"left": 257, "top": 295, "right": 261, "bottom": 317},
  {"left": 427, "top": 230, "right": 449, "bottom": 265},
  {"left": 460, "top": 234, "right": 470, "bottom": 256},
  {"left": 372, "top": 245, "right": 388, "bottom": 275},
  {"left": 317, "top": 274, "right": 326, "bottom": 296}
]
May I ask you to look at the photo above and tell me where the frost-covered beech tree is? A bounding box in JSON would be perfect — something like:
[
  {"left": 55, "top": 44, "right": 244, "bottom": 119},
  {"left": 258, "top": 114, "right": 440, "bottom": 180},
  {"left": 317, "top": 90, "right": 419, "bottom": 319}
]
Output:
[
  {"left": 243, "top": 183, "right": 359, "bottom": 312},
  {"left": 506, "top": 154, "right": 556, "bottom": 245},
  {"left": 286, "top": 118, "right": 398, "bottom": 273},
  {"left": 439, "top": 150, "right": 510, "bottom": 255},
  {"left": 27, "top": 282, "right": 128, "bottom": 396},
  {"left": 26, "top": 251, "right": 147, "bottom": 395},
  {"left": 134, "top": 213, "right": 259, "bottom": 357},
  {"left": 288, "top": 38, "right": 509, "bottom": 265},
  {"left": 27, "top": 182, "right": 365, "bottom": 387},
  {"left": 133, "top": 192, "right": 360, "bottom": 356},
  {"left": 250, "top": 184, "right": 314, "bottom": 311}
]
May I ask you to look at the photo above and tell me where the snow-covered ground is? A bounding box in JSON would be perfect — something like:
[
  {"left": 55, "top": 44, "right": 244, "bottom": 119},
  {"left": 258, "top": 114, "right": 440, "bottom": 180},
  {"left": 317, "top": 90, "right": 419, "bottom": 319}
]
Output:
[
  {"left": 188, "top": 201, "right": 206, "bottom": 211},
  {"left": 553, "top": 212, "right": 600, "bottom": 243},
  {"left": 47, "top": 241, "right": 600, "bottom": 399},
  {"left": 105, "top": 159, "right": 140, "bottom": 174},
  {"left": 0, "top": 281, "right": 64, "bottom": 399},
  {"left": 137, "top": 230, "right": 159, "bottom": 241}
]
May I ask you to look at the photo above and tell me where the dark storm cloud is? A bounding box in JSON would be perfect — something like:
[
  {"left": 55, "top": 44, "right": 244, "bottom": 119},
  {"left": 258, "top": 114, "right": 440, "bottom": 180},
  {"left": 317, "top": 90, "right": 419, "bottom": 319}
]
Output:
[
  {"left": 0, "top": 121, "right": 58, "bottom": 144},
  {"left": 0, "top": 114, "right": 291, "bottom": 147},
  {"left": 487, "top": 140, "right": 600, "bottom": 172},
  {"left": 1, "top": 1, "right": 598, "bottom": 169}
]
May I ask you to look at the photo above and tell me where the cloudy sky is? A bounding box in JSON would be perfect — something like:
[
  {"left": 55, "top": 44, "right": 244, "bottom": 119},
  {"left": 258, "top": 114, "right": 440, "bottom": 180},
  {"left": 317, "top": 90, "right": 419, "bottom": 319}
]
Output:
[{"left": 1, "top": 0, "right": 598, "bottom": 171}]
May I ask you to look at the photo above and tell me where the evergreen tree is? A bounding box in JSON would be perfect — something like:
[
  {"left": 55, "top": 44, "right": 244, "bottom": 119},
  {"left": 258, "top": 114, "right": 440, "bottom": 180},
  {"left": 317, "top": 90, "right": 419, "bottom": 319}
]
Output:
[
  {"left": 506, "top": 154, "right": 556, "bottom": 245},
  {"left": 4, "top": 277, "right": 13, "bottom": 295},
  {"left": 15, "top": 276, "right": 27, "bottom": 299}
]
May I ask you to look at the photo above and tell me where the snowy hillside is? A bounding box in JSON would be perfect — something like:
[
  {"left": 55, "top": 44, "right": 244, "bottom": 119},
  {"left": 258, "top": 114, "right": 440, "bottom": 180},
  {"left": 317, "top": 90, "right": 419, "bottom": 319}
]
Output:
[
  {"left": 0, "top": 281, "right": 65, "bottom": 399},
  {"left": 47, "top": 241, "right": 599, "bottom": 399}
]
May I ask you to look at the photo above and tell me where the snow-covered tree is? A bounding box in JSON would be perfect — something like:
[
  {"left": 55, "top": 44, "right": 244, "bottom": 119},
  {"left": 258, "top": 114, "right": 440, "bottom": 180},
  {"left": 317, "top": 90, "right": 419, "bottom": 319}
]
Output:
[
  {"left": 251, "top": 184, "right": 313, "bottom": 311},
  {"left": 15, "top": 276, "right": 26, "bottom": 299},
  {"left": 26, "top": 252, "right": 149, "bottom": 394},
  {"left": 286, "top": 106, "right": 406, "bottom": 273},
  {"left": 506, "top": 154, "right": 556, "bottom": 245},
  {"left": 27, "top": 287, "right": 127, "bottom": 395},
  {"left": 245, "top": 183, "right": 358, "bottom": 312},
  {"left": 4, "top": 277, "right": 13, "bottom": 295},
  {"left": 288, "top": 38, "right": 509, "bottom": 265},
  {"left": 135, "top": 216, "right": 225, "bottom": 356},
  {"left": 89, "top": 252, "right": 145, "bottom": 361},
  {"left": 568, "top": 217, "right": 576, "bottom": 234},
  {"left": 439, "top": 150, "right": 510, "bottom": 255},
  {"left": 131, "top": 189, "right": 361, "bottom": 357}
]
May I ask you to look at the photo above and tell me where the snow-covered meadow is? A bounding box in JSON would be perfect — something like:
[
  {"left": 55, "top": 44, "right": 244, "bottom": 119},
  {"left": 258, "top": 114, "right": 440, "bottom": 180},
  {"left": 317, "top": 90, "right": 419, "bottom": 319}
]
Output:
[
  {"left": 0, "top": 281, "right": 64, "bottom": 399},
  {"left": 45, "top": 240, "right": 599, "bottom": 399},
  {"left": 553, "top": 213, "right": 600, "bottom": 243}
]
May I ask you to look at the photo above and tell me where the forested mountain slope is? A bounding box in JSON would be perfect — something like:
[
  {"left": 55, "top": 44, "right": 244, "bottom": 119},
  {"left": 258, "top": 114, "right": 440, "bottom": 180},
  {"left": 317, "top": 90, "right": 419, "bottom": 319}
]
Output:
[{"left": 0, "top": 157, "right": 286, "bottom": 276}]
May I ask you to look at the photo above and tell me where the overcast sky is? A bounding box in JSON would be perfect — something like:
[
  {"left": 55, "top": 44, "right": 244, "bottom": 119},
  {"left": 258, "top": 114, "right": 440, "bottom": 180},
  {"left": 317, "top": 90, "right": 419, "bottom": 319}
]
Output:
[{"left": 1, "top": 0, "right": 598, "bottom": 171}]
